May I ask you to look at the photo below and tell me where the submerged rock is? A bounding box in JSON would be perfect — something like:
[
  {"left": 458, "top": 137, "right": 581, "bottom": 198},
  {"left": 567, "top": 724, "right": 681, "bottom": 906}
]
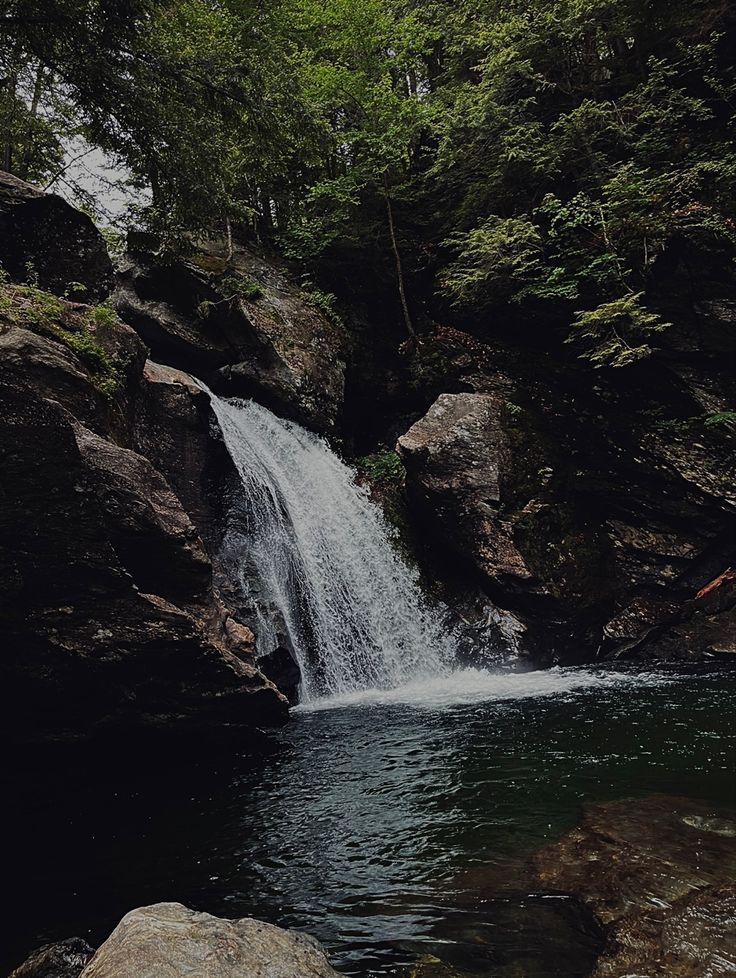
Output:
[
  {"left": 532, "top": 796, "right": 736, "bottom": 977},
  {"left": 78, "top": 903, "right": 341, "bottom": 978},
  {"left": 456, "top": 795, "right": 736, "bottom": 978},
  {"left": 8, "top": 937, "right": 94, "bottom": 978},
  {"left": 534, "top": 796, "right": 736, "bottom": 922}
]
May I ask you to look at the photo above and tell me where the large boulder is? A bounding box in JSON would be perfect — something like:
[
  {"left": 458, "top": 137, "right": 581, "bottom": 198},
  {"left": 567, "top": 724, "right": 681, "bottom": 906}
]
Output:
[
  {"left": 0, "top": 379, "right": 287, "bottom": 741},
  {"left": 114, "top": 242, "right": 346, "bottom": 434},
  {"left": 73, "top": 422, "right": 212, "bottom": 601},
  {"left": 79, "top": 903, "right": 341, "bottom": 978},
  {"left": 397, "top": 390, "right": 611, "bottom": 658},
  {"left": 0, "top": 171, "right": 112, "bottom": 301},
  {"left": 398, "top": 392, "right": 539, "bottom": 591}
]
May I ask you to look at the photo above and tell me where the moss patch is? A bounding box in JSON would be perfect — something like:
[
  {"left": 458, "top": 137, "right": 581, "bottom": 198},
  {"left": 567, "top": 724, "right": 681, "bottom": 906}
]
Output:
[{"left": 0, "top": 282, "right": 126, "bottom": 400}]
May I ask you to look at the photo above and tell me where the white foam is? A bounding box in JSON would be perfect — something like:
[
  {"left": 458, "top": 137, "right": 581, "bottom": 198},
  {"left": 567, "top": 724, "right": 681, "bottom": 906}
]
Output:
[{"left": 295, "top": 666, "right": 670, "bottom": 713}]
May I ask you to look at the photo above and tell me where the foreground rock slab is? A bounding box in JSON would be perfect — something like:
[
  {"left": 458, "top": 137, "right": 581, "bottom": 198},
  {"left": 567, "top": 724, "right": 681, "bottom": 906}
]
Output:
[{"left": 79, "top": 903, "right": 341, "bottom": 978}]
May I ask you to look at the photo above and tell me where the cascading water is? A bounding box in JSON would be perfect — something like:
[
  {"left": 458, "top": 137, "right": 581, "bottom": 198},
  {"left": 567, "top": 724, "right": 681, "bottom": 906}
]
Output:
[{"left": 205, "top": 391, "right": 457, "bottom": 703}]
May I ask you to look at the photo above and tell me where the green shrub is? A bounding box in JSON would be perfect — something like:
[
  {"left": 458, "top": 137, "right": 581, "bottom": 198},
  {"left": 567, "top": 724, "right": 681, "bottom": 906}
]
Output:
[
  {"left": 302, "top": 288, "right": 344, "bottom": 327},
  {"left": 217, "top": 272, "right": 263, "bottom": 300},
  {"left": 356, "top": 451, "right": 405, "bottom": 485},
  {"left": 566, "top": 293, "right": 670, "bottom": 368}
]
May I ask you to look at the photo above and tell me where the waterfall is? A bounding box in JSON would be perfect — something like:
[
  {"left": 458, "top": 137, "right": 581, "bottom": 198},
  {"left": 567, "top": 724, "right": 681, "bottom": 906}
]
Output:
[{"left": 206, "top": 392, "right": 457, "bottom": 702}]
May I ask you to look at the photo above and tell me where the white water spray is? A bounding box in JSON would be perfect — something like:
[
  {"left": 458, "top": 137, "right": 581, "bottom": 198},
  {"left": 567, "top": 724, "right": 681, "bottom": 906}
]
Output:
[{"left": 206, "top": 393, "right": 456, "bottom": 702}]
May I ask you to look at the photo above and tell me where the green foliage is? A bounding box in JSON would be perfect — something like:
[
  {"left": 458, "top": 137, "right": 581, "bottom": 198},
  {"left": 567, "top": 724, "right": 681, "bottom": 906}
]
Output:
[
  {"left": 356, "top": 450, "right": 405, "bottom": 485},
  {"left": 196, "top": 300, "right": 215, "bottom": 320},
  {"left": 63, "top": 281, "right": 88, "bottom": 299},
  {"left": 443, "top": 217, "right": 544, "bottom": 306},
  {"left": 2, "top": 0, "right": 734, "bottom": 374},
  {"left": 703, "top": 411, "right": 736, "bottom": 428},
  {"left": 0, "top": 281, "right": 65, "bottom": 328},
  {"left": 99, "top": 227, "right": 126, "bottom": 261},
  {"left": 301, "top": 284, "right": 344, "bottom": 327},
  {"left": 216, "top": 273, "right": 264, "bottom": 301},
  {"left": 428, "top": 0, "right": 735, "bottom": 358},
  {"left": 57, "top": 324, "right": 121, "bottom": 398},
  {"left": 0, "top": 282, "right": 124, "bottom": 399},
  {"left": 567, "top": 293, "right": 670, "bottom": 368}
]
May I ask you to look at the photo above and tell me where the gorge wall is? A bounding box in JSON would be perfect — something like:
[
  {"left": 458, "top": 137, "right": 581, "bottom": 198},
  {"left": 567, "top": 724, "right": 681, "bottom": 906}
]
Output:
[{"left": 1, "top": 171, "right": 733, "bottom": 743}]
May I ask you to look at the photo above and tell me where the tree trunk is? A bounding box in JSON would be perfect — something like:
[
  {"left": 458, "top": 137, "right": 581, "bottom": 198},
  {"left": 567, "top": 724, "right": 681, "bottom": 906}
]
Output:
[
  {"left": 2, "top": 47, "right": 21, "bottom": 173},
  {"left": 383, "top": 173, "right": 418, "bottom": 349},
  {"left": 17, "top": 62, "right": 46, "bottom": 180},
  {"left": 225, "top": 217, "right": 234, "bottom": 262}
]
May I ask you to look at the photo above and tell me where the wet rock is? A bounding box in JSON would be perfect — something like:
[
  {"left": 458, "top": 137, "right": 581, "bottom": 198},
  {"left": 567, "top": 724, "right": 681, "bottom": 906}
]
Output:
[
  {"left": 612, "top": 568, "right": 736, "bottom": 660},
  {"left": 0, "top": 273, "right": 287, "bottom": 742},
  {"left": 0, "top": 171, "right": 112, "bottom": 301},
  {"left": 258, "top": 647, "right": 302, "bottom": 704},
  {"left": 73, "top": 422, "right": 212, "bottom": 602},
  {"left": 8, "top": 938, "right": 95, "bottom": 978},
  {"left": 79, "top": 902, "right": 341, "bottom": 978},
  {"left": 534, "top": 796, "right": 736, "bottom": 978},
  {"left": 132, "top": 360, "right": 236, "bottom": 550},
  {"left": 115, "top": 242, "right": 345, "bottom": 433},
  {"left": 593, "top": 884, "right": 736, "bottom": 978}
]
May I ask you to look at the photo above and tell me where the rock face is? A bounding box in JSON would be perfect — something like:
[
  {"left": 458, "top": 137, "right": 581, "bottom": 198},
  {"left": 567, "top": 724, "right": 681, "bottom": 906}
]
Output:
[
  {"left": 398, "top": 389, "right": 612, "bottom": 659},
  {"left": 398, "top": 393, "right": 542, "bottom": 592},
  {"left": 0, "top": 173, "right": 288, "bottom": 742},
  {"left": 78, "top": 903, "right": 341, "bottom": 978},
  {"left": 0, "top": 171, "right": 112, "bottom": 301},
  {"left": 114, "top": 242, "right": 346, "bottom": 434},
  {"left": 397, "top": 335, "right": 736, "bottom": 661},
  {"left": 0, "top": 329, "right": 287, "bottom": 742},
  {"left": 8, "top": 938, "right": 94, "bottom": 978}
]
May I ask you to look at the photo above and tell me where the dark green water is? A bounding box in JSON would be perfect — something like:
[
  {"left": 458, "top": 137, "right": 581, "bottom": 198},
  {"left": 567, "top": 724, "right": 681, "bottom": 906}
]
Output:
[{"left": 5, "top": 667, "right": 735, "bottom": 976}]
